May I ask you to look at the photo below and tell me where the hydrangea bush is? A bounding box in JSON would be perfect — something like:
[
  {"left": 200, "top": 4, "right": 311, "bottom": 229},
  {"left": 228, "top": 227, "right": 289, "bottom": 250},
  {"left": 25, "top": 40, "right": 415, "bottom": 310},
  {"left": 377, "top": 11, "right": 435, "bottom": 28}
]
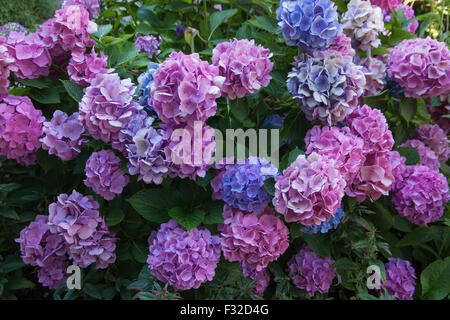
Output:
[{"left": 0, "top": 0, "right": 449, "bottom": 302}]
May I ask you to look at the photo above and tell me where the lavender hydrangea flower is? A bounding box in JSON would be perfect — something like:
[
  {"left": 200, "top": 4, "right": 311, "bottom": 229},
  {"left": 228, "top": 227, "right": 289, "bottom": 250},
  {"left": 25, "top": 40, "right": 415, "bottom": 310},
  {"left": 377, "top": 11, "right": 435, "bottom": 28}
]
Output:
[
  {"left": 301, "top": 206, "right": 345, "bottom": 234},
  {"left": 413, "top": 124, "right": 449, "bottom": 162},
  {"left": 287, "top": 245, "right": 336, "bottom": 297},
  {"left": 135, "top": 35, "right": 162, "bottom": 59},
  {"left": 147, "top": 220, "right": 221, "bottom": 291},
  {"left": 84, "top": 150, "right": 129, "bottom": 200},
  {"left": 137, "top": 62, "right": 159, "bottom": 113},
  {"left": 0, "top": 36, "right": 16, "bottom": 95},
  {"left": 62, "top": 0, "right": 101, "bottom": 19},
  {"left": 41, "top": 110, "right": 87, "bottom": 161},
  {"left": 276, "top": 0, "right": 342, "bottom": 52},
  {"left": 37, "top": 256, "right": 69, "bottom": 289},
  {"left": 0, "top": 22, "right": 27, "bottom": 37},
  {"left": 210, "top": 157, "right": 279, "bottom": 213},
  {"left": 400, "top": 140, "right": 440, "bottom": 171},
  {"left": 241, "top": 262, "right": 270, "bottom": 297},
  {"left": 67, "top": 49, "right": 112, "bottom": 87},
  {"left": 359, "top": 57, "right": 387, "bottom": 96},
  {"left": 382, "top": 258, "right": 416, "bottom": 300}
]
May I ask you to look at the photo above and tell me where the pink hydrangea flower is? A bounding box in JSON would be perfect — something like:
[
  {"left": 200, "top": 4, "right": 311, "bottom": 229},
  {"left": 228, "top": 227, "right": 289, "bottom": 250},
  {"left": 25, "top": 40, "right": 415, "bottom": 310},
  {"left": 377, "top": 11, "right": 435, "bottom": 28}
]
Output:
[
  {"left": 0, "top": 36, "right": 16, "bottom": 94},
  {"left": 273, "top": 153, "right": 346, "bottom": 226},
  {"left": 0, "top": 94, "right": 44, "bottom": 166},
  {"left": 327, "top": 33, "right": 355, "bottom": 58},
  {"left": 388, "top": 151, "right": 406, "bottom": 184},
  {"left": 370, "top": 0, "right": 402, "bottom": 11},
  {"left": 62, "top": 0, "right": 101, "bottom": 19},
  {"left": 392, "top": 165, "right": 449, "bottom": 225},
  {"left": 241, "top": 262, "right": 270, "bottom": 297},
  {"left": 400, "top": 139, "right": 440, "bottom": 171},
  {"left": 413, "top": 124, "right": 449, "bottom": 162},
  {"left": 41, "top": 110, "right": 87, "bottom": 161},
  {"left": 219, "top": 205, "right": 289, "bottom": 272},
  {"left": 5, "top": 32, "right": 51, "bottom": 79},
  {"left": 84, "top": 150, "right": 129, "bottom": 200},
  {"left": 67, "top": 49, "right": 112, "bottom": 86},
  {"left": 387, "top": 37, "right": 450, "bottom": 98},
  {"left": 150, "top": 51, "right": 224, "bottom": 125},
  {"left": 212, "top": 39, "right": 273, "bottom": 99}
]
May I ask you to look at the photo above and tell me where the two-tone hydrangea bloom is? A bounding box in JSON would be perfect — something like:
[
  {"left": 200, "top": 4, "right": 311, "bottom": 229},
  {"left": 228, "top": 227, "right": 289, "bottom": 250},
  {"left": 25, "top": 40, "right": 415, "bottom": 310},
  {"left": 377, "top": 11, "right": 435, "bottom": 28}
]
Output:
[
  {"left": 400, "top": 140, "right": 440, "bottom": 171},
  {"left": 287, "top": 51, "right": 365, "bottom": 125},
  {"left": 79, "top": 72, "right": 140, "bottom": 144},
  {"left": 48, "top": 190, "right": 102, "bottom": 244},
  {"left": 327, "top": 33, "right": 355, "bottom": 58},
  {"left": 67, "top": 50, "right": 112, "bottom": 86},
  {"left": 37, "top": 256, "right": 69, "bottom": 289},
  {"left": 219, "top": 205, "right": 289, "bottom": 272},
  {"left": 241, "top": 262, "right": 270, "bottom": 297},
  {"left": 342, "top": 0, "right": 384, "bottom": 52},
  {"left": 413, "top": 124, "right": 449, "bottom": 162},
  {"left": 68, "top": 219, "right": 117, "bottom": 269},
  {"left": 359, "top": 57, "right": 387, "bottom": 96},
  {"left": 276, "top": 0, "right": 342, "bottom": 52},
  {"left": 287, "top": 245, "right": 336, "bottom": 297},
  {"left": 212, "top": 39, "right": 273, "bottom": 99},
  {"left": 147, "top": 220, "right": 221, "bottom": 291},
  {"left": 5, "top": 32, "right": 51, "bottom": 79},
  {"left": 305, "top": 125, "right": 365, "bottom": 183},
  {"left": 384, "top": 5, "right": 419, "bottom": 34},
  {"left": 62, "top": 0, "right": 101, "bottom": 19},
  {"left": 392, "top": 165, "right": 449, "bottom": 225},
  {"left": 41, "top": 110, "right": 87, "bottom": 161},
  {"left": 84, "top": 150, "right": 129, "bottom": 200},
  {"left": 150, "top": 51, "right": 224, "bottom": 125},
  {"left": 0, "top": 95, "right": 45, "bottom": 166},
  {"left": 382, "top": 258, "right": 416, "bottom": 300},
  {"left": 273, "top": 153, "right": 346, "bottom": 226},
  {"left": 370, "top": 0, "right": 402, "bottom": 12},
  {"left": 0, "top": 22, "right": 27, "bottom": 37},
  {"left": 137, "top": 62, "right": 159, "bottom": 113},
  {"left": 301, "top": 206, "right": 345, "bottom": 234},
  {"left": 162, "top": 122, "right": 215, "bottom": 180},
  {"left": 387, "top": 38, "right": 450, "bottom": 98},
  {"left": 0, "top": 36, "right": 16, "bottom": 95},
  {"left": 135, "top": 35, "right": 162, "bottom": 59},
  {"left": 388, "top": 150, "right": 406, "bottom": 184},
  {"left": 210, "top": 157, "right": 279, "bottom": 213}
]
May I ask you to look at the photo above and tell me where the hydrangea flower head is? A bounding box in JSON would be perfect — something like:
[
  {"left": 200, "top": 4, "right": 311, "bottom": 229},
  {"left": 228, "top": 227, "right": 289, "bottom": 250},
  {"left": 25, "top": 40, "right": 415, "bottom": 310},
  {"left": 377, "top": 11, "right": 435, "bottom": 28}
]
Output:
[
  {"left": 0, "top": 36, "right": 16, "bottom": 95},
  {"left": 135, "top": 35, "right": 162, "bottom": 59},
  {"left": 276, "top": 0, "right": 342, "bottom": 52},
  {"left": 301, "top": 206, "right": 345, "bottom": 234},
  {"left": 0, "top": 22, "right": 27, "bottom": 37},
  {"left": 37, "top": 256, "right": 69, "bottom": 289},
  {"left": 327, "top": 33, "right": 355, "bottom": 57},
  {"left": 67, "top": 49, "right": 112, "bottom": 86},
  {"left": 137, "top": 62, "right": 159, "bottom": 113},
  {"left": 400, "top": 140, "right": 440, "bottom": 171},
  {"left": 370, "top": 0, "right": 402, "bottom": 11},
  {"left": 389, "top": 150, "right": 406, "bottom": 184},
  {"left": 413, "top": 124, "right": 449, "bottom": 162},
  {"left": 241, "top": 263, "right": 270, "bottom": 297},
  {"left": 359, "top": 57, "right": 387, "bottom": 96},
  {"left": 62, "top": 0, "right": 101, "bottom": 19},
  {"left": 382, "top": 258, "right": 416, "bottom": 300},
  {"left": 147, "top": 220, "right": 221, "bottom": 291}
]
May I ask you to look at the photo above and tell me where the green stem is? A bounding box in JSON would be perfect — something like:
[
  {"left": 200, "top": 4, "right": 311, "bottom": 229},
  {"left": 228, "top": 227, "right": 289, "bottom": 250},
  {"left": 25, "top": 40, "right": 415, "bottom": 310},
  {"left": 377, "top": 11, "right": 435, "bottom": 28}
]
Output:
[{"left": 438, "top": 227, "right": 449, "bottom": 258}]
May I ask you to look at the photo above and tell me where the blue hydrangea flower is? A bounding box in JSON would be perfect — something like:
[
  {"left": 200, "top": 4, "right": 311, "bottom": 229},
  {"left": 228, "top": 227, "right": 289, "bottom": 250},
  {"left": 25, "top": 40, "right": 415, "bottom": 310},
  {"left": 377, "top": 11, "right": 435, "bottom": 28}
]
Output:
[
  {"left": 261, "top": 114, "right": 285, "bottom": 128},
  {"left": 175, "top": 24, "right": 186, "bottom": 37},
  {"left": 276, "top": 0, "right": 342, "bottom": 52},
  {"left": 301, "top": 206, "right": 345, "bottom": 234},
  {"left": 137, "top": 62, "right": 159, "bottom": 114},
  {"left": 0, "top": 22, "right": 27, "bottom": 37}
]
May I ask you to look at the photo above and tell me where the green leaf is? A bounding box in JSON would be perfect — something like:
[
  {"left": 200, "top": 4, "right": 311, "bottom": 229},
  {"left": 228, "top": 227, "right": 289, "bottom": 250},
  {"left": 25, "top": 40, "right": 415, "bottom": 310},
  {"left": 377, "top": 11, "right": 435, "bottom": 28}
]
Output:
[
  {"left": 397, "top": 147, "right": 420, "bottom": 165},
  {"left": 15, "top": 77, "right": 51, "bottom": 89},
  {"left": 281, "top": 109, "right": 308, "bottom": 146},
  {"left": 0, "top": 183, "right": 21, "bottom": 193},
  {"left": 83, "top": 283, "right": 102, "bottom": 299},
  {"left": 0, "top": 261, "right": 25, "bottom": 274},
  {"left": 6, "top": 278, "right": 35, "bottom": 290},
  {"left": 168, "top": 207, "right": 204, "bottom": 231},
  {"left": 230, "top": 99, "right": 248, "bottom": 121},
  {"left": 300, "top": 233, "right": 331, "bottom": 257},
  {"left": 29, "top": 87, "right": 60, "bottom": 104},
  {"left": 333, "top": 258, "right": 359, "bottom": 271},
  {"left": 421, "top": 257, "right": 450, "bottom": 300},
  {"left": 203, "top": 201, "right": 224, "bottom": 225},
  {"left": 116, "top": 42, "right": 139, "bottom": 66},
  {"left": 208, "top": 9, "right": 238, "bottom": 40},
  {"left": 60, "top": 80, "right": 84, "bottom": 103},
  {"left": 399, "top": 98, "right": 417, "bottom": 122},
  {"left": 126, "top": 189, "right": 172, "bottom": 223},
  {"left": 94, "top": 24, "right": 112, "bottom": 38},
  {"left": 131, "top": 241, "right": 148, "bottom": 263},
  {"left": 263, "top": 177, "right": 275, "bottom": 196},
  {"left": 105, "top": 207, "right": 124, "bottom": 226},
  {"left": 0, "top": 207, "right": 20, "bottom": 220},
  {"left": 247, "top": 16, "right": 280, "bottom": 34},
  {"left": 397, "top": 227, "right": 433, "bottom": 247}
]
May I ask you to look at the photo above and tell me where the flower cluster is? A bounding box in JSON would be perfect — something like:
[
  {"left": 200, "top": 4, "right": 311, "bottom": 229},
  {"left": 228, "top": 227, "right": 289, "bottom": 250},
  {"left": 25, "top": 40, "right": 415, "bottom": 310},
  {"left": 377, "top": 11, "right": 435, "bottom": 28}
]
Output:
[
  {"left": 359, "top": 57, "right": 387, "bottom": 96},
  {"left": 0, "top": 95, "right": 45, "bottom": 166},
  {"left": 62, "top": 0, "right": 101, "bottom": 19},
  {"left": 67, "top": 49, "right": 112, "bottom": 86},
  {"left": 210, "top": 157, "right": 279, "bottom": 213},
  {"left": 212, "top": 39, "right": 273, "bottom": 99},
  {"left": 327, "top": 33, "right": 355, "bottom": 58},
  {"left": 287, "top": 245, "right": 336, "bottom": 297},
  {"left": 276, "top": 0, "right": 342, "bottom": 52},
  {"left": 388, "top": 38, "right": 450, "bottom": 98},
  {"left": 41, "top": 110, "right": 87, "bottom": 161},
  {"left": 219, "top": 205, "right": 290, "bottom": 271},
  {"left": 382, "top": 258, "right": 416, "bottom": 300},
  {"left": 273, "top": 153, "right": 346, "bottom": 226},
  {"left": 400, "top": 140, "right": 440, "bottom": 171},
  {"left": 0, "top": 22, "right": 27, "bottom": 37},
  {"left": 137, "top": 62, "right": 159, "bottom": 112},
  {"left": 134, "top": 35, "right": 162, "bottom": 59},
  {"left": 147, "top": 220, "right": 221, "bottom": 291},
  {"left": 0, "top": 36, "right": 15, "bottom": 95},
  {"left": 388, "top": 150, "right": 406, "bottom": 183},
  {"left": 241, "top": 262, "right": 270, "bottom": 297},
  {"left": 413, "top": 124, "right": 449, "bottom": 162},
  {"left": 84, "top": 150, "right": 130, "bottom": 200},
  {"left": 370, "top": 0, "right": 402, "bottom": 12},
  {"left": 301, "top": 206, "right": 345, "bottom": 234}
]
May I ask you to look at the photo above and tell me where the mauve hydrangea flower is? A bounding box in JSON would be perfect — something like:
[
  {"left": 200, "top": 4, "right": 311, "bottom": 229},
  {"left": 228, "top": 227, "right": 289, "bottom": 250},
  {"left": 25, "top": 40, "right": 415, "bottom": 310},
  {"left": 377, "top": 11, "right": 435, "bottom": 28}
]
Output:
[
  {"left": 62, "top": 0, "right": 101, "bottom": 19},
  {"left": 150, "top": 51, "right": 224, "bottom": 125},
  {"left": 413, "top": 124, "right": 449, "bottom": 162},
  {"left": 137, "top": 62, "right": 159, "bottom": 113},
  {"left": 79, "top": 72, "right": 140, "bottom": 144},
  {"left": 84, "top": 150, "right": 129, "bottom": 200},
  {"left": 273, "top": 152, "right": 346, "bottom": 226},
  {"left": 428, "top": 104, "right": 449, "bottom": 134},
  {"left": 382, "top": 258, "right": 416, "bottom": 300},
  {"left": 392, "top": 165, "right": 449, "bottom": 225},
  {"left": 389, "top": 150, "right": 406, "bottom": 184},
  {"left": 5, "top": 32, "right": 51, "bottom": 79},
  {"left": 0, "top": 36, "right": 16, "bottom": 95},
  {"left": 342, "top": 0, "right": 384, "bottom": 52},
  {"left": 287, "top": 52, "right": 365, "bottom": 125},
  {"left": 0, "top": 22, "right": 27, "bottom": 37},
  {"left": 241, "top": 262, "right": 270, "bottom": 297},
  {"left": 219, "top": 205, "right": 289, "bottom": 272},
  {"left": 212, "top": 39, "right": 273, "bottom": 99},
  {"left": 301, "top": 206, "right": 345, "bottom": 234},
  {"left": 276, "top": 0, "right": 342, "bottom": 52},
  {"left": 67, "top": 49, "right": 112, "bottom": 86},
  {"left": 37, "top": 256, "right": 69, "bottom": 289},
  {"left": 147, "top": 220, "right": 221, "bottom": 291},
  {"left": 400, "top": 139, "right": 440, "bottom": 171},
  {"left": 327, "top": 33, "right": 355, "bottom": 57},
  {"left": 287, "top": 245, "right": 336, "bottom": 297},
  {"left": 305, "top": 125, "right": 365, "bottom": 183},
  {"left": 48, "top": 190, "right": 102, "bottom": 244},
  {"left": 370, "top": 0, "right": 402, "bottom": 11},
  {"left": 0, "top": 95, "right": 44, "bottom": 166},
  {"left": 135, "top": 35, "right": 162, "bottom": 59},
  {"left": 359, "top": 57, "right": 387, "bottom": 96},
  {"left": 68, "top": 219, "right": 117, "bottom": 269},
  {"left": 41, "top": 110, "right": 87, "bottom": 161},
  {"left": 162, "top": 122, "right": 215, "bottom": 180},
  {"left": 210, "top": 157, "right": 279, "bottom": 213},
  {"left": 387, "top": 38, "right": 450, "bottom": 98}
]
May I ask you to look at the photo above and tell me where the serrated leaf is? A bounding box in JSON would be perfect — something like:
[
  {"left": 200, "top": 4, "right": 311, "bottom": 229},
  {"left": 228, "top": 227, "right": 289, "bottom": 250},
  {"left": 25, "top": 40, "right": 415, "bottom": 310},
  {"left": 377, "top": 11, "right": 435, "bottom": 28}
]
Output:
[
  {"left": 94, "top": 24, "right": 112, "bottom": 38},
  {"left": 60, "top": 80, "right": 84, "bottom": 103},
  {"left": 168, "top": 207, "right": 204, "bottom": 231},
  {"left": 126, "top": 189, "right": 172, "bottom": 223},
  {"left": 105, "top": 207, "right": 124, "bottom": 226},
  {"left": 29, "top": 87, "right": 60, "bottom": 104},
  {"left": 421, "top": 257, "right": 450, "bottom": 300},
  {"left": 203, "top": 201, "right": 224, "bottom": 225},
  {"left": 7, "top": 278, "right": 35, "bottom": 290},
  {"left": 208, "top": 9, "right": 238, "bottom": 40},
  {"left": 83, "top": 283, "right": 102, "bottom": 299},
  {"left": 131, "top": 241, "right": 148, "bottom": 263},
  {"left": 247, "top": 16, "right": 280, "bottom": 34},
  {"left": 399, "top": 98, "right": 417, "bottom": 122},
  {"left": 396, "top": 227, "right": 433, "bottom": 247},
  {"left": 0, "top": 207, "right": 20, "bottom": 220},
  {"left": 397, "top": 147, "right": 420, "bottom": 165}
]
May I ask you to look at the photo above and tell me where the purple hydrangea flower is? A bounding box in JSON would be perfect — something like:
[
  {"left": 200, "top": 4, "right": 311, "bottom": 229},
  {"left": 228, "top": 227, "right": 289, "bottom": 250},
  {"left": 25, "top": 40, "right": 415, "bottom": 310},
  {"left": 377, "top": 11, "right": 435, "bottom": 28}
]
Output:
[
  {"left": 241, "top": 262, "right": 270, "bottom": 297},
  {"left": 301, "top": 206, "right": 345, "bottom": 234},
  {"left": 287, "top": 245, "right": 336, "bottom": 297},
  {"left": 389, "top": 150, "right": 407, "bottom": 184},
  {"left": 62, "top": 0, "right": 101, "bottom": 19},
  {"left": 261, "top": 114, "right": 285, "bottom": 128},
  {"left": 0, "top": 22, "right": 27, "bottom": 37},
  {"left": 0, "top": 36, "right": 16, "bottom": 95},
  {"left": 37, "top": 256, "right": 69, "bottom": 289},
  {"left": 135, "top": 35, "right": 162, "bottom": 59},
  {"left": 276, "top": 0, "right": 342, "bottom": 52},
  {"left": 413, "top": 124, "right": 449, "bottom": 162},
  {"left": 147, "top": 220, "right": 221, "bottom": 291},
  {"left": 382, "top": 258, "right": 416, "bottom": 300},
  {"left": 41, "top": 110, "right": 87, "bottom": 161},
  {"left": 400, "top": 139, "right": 440, "bottom": 171},
  {"left": 370, "top": 0, "right": 402, "bottom": 11},
  {"left": 175, "top": 24, "right": 186, "bottom": 37},
  {"left": 67, "top": 49, "right": 112, "bottom": 86}
]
